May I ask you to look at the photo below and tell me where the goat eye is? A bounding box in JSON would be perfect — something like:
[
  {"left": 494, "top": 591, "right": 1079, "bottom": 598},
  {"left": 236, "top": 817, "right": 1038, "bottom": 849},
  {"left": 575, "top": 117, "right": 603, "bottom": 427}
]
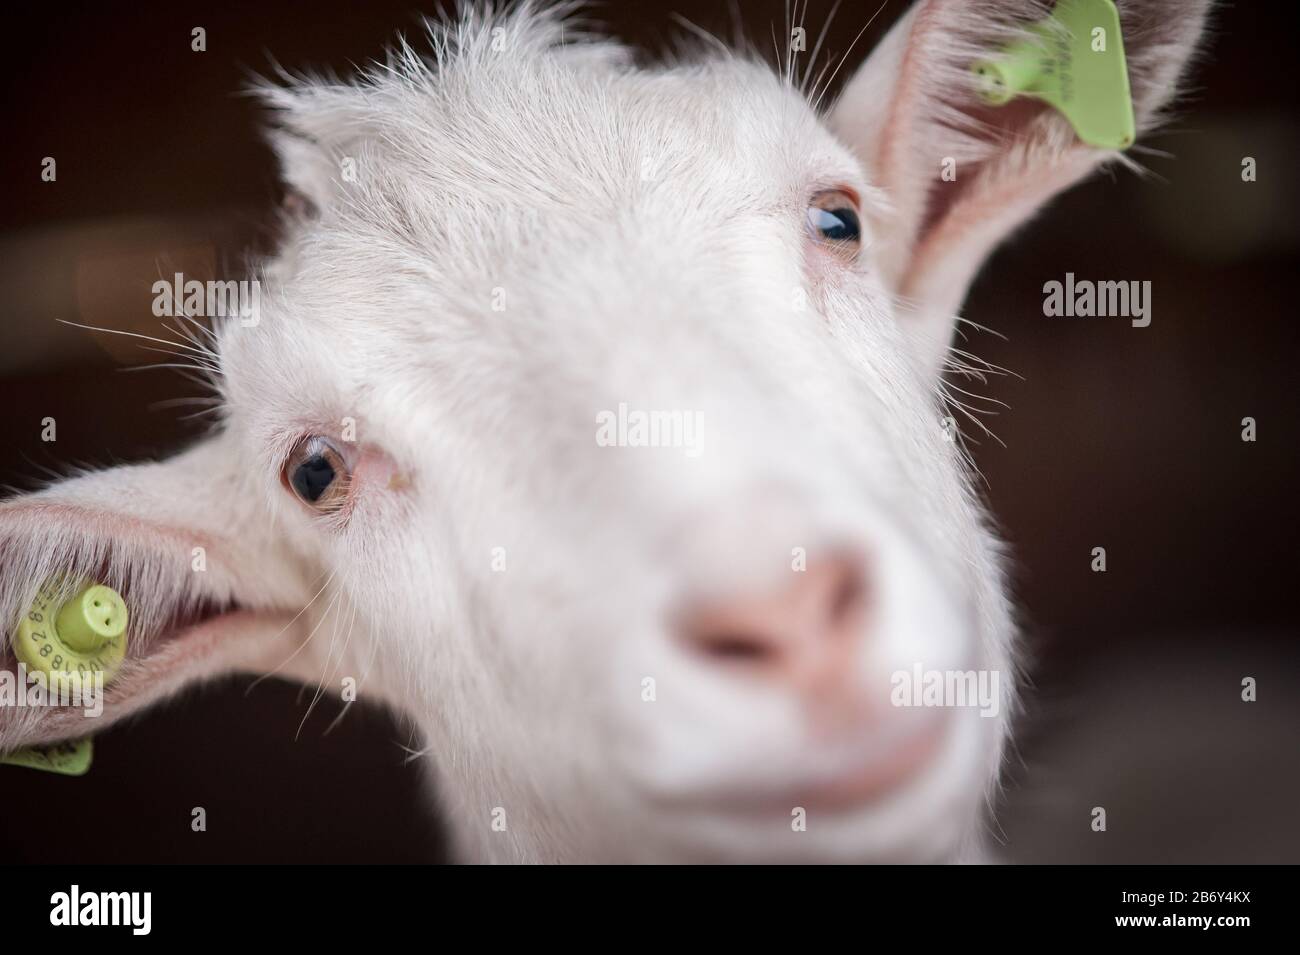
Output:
[
  {"left": 806, "top": 189, "right": 862, "bottom": 256},
  {"left": 283, "top": 436, "right": 350, "bottom": 511}
]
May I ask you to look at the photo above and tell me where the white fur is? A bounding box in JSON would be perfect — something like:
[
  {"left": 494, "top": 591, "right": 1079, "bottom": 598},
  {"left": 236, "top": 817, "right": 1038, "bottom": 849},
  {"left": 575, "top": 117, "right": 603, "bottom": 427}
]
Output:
[{"left": 0, "top": 1, "right": 1207, "bottom": 862}]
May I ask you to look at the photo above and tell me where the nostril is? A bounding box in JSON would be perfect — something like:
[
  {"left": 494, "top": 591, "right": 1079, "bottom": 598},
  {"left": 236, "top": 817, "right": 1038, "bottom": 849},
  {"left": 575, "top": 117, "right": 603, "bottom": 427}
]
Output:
[
  {"left": 827, "top": 559, "right": 868, "bottom": 626},
  {"left": 679, "top": 596, "right": 784, "bottom": 664},
  {"left": 675, "top": 553, "right": 870, "bottom": 674},
  {"left": 689, "top": 629, "right": 778, "bottom": 663}
]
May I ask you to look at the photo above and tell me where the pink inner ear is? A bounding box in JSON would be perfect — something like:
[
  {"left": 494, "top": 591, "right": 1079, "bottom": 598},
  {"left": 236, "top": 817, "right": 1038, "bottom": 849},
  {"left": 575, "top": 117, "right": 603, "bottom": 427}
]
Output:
[
  {"left": 0, "top": 501, "right": 222, "bottom": 651},
  {"left": 913, "top": 97, "right": 1053, "bottom": 242},
  {"left": 885, "top": 61, "right": 1093, "bottom": 304},
  {"left": 901, "top": 144, "right": 1101, "bottom": 319},
  {"left": 0, "top": 499, "right": 329, "bottom": 754}
]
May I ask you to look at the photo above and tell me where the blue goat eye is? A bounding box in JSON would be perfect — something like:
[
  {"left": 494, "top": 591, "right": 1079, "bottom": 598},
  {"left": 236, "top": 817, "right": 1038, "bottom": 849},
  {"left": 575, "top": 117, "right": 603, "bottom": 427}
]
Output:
[
  {"left": 807, "top": 190, "right": 863, "bottom": 254},
  {"left": 808, "top": 206, "right": 859, "bottom": 241}
]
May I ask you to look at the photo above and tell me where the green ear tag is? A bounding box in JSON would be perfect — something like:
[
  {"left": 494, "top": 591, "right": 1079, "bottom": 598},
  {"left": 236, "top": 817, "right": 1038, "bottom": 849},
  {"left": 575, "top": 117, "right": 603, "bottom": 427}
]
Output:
[
  {"left": 3, "top": 582, "right": 127, "bottom": 777},
  {"left": 1, "top": 738, "right": 94, "bottom": 776},
  {"left": 971, "top": 0, "right": 1135, "bottom": 150},
  {"left": 12, "top": 581, "right": 129, "bottom": 687}
]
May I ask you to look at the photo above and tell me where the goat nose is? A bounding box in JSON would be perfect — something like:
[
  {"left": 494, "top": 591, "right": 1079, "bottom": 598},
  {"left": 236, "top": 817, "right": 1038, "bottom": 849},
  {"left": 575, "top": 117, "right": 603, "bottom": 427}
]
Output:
[{"left": 676, "top": 555, "right": 868, "bottom": 689}]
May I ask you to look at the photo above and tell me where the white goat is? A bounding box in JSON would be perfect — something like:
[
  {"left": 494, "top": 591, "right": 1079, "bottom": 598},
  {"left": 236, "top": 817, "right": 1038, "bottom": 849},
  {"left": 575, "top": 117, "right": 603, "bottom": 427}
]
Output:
[{"left": 0, "top": 1, "right": 1206, "bottom": 862}]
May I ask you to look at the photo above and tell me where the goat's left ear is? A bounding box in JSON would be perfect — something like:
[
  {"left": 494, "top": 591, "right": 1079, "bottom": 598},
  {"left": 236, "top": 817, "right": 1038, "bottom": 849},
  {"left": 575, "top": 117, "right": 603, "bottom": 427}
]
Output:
[
  {"left": 257, "top": 79, "right": 366, "bottom": 223},
  {"left": 828, "top": 0, "right": 1211, "bottom": 371}
]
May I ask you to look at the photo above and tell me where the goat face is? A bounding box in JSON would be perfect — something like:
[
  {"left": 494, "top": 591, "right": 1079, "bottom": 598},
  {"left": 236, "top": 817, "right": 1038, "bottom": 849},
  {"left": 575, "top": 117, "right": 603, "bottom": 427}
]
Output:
[{"left": 0, "top": 2, "right": 1207, "bottom": 862}]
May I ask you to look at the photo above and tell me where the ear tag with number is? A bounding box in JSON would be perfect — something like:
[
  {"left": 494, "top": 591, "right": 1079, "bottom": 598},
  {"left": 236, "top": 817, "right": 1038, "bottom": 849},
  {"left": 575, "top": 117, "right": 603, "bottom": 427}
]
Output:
[
  {"left": 2, "top": 581, "right": 127, "bottom": 776},
  {"left": 971, "top": 0, "right": 1136, "bottom": 150},
  {"left": 12, "top": 580, "right": 128, "bottom": 684}
]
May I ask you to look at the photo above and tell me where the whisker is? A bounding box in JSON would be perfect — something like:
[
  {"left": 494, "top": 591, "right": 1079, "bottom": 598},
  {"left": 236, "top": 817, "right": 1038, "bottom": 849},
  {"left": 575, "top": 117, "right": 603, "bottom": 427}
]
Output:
[
  {"left": 57, "top": 319, "right": 215, "bottom": 358},
  {"left": 296, "top": 586, "right": 347, "bottom": 739},
  {"left": 246, "top": 570, "right": 338, "bottom": 693},
  {"left": 801, "top": 0, "right": 844, "bottom": 95},
  {"left": 810, "top": 0, "right": 887, "bottom": 114},
  {"left": 321, "top": 596, "right": 362, "bottom": 737}
]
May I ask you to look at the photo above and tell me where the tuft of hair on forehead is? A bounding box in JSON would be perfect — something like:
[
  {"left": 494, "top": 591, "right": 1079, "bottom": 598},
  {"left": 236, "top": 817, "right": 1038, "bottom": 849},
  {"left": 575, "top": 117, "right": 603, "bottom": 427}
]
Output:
[
  {"left": 256, "top": 1, "right": 629, "bottom": 114},
  {"left": 252, "top": 2, "right": 636, "bottom": 213}
]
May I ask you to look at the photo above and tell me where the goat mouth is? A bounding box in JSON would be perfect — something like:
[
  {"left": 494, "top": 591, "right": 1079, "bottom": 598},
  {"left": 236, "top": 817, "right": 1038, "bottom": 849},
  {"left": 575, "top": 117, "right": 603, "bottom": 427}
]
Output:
[
  {"left": 735, "top": 715, "right": 948, "bottom": 813},
  {"left": 648, "top": 709, "right": 950, "bottom": 818}
]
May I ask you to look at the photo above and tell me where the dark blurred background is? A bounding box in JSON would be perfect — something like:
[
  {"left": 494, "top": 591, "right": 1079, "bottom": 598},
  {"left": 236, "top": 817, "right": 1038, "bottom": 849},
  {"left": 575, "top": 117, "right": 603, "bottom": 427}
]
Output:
[{"left": 1, "top": 1, "right": 1296, "bottom": 863}]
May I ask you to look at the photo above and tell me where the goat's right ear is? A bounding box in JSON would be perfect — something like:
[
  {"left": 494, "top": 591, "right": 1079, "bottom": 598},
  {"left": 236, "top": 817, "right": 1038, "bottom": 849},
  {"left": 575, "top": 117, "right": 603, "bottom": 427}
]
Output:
[
  {"left": 827, "top": 0, "right": 1210, "bottom": 372},
  {"left": 0, "top": 432, "right": 324, "bottom": 753}
]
